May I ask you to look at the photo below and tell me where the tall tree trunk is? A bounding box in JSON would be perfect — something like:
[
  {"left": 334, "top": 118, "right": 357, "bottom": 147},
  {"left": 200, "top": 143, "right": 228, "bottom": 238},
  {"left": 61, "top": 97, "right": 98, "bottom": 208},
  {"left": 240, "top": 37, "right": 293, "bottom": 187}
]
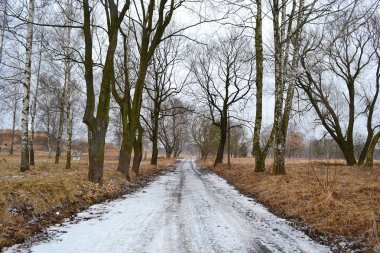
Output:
[
  {"left": 340, "top": 142, "right": 357, "bottom": 165},
  {"left": 55, "top": 80, "right": 67, "bottom": 164},
  {"left": 65, "top": 70, "right": 72, "bottom": 169},
  {"left": 47, "top": 113, "right": 52, "bottom": 158},
  {"left": 132, "top": 124, "right": 143, "bottom": 176},
  {"left": 82, "top": 0, "right": 130, "bottom": 184},
  {"left": 277, "top": 0, "right": 303, "bottom": 173},
  {"left": 64, "top": 8, "right": 73, "bottom": 170},
  {"left": 117, "top": 108, "right": 132, "bottom": 180},
  {"left": 20, "top": 0, "right": 34, "bottom": 172},
  {"left": 358, "top": 133, "right": 372, "bottom": 165},
  {"left": 10, "top": 94, "right": 17, "bottom": 155},
  {"left": 118, "top": 63, "right": 150, "bottom": 178},
  {"left": 87, "top": 123, "right": 107, "bottom": 184},
  {"left": 29, "top": 37, "right": 42, "bottom": 166},
  {"left": 118, "top": 134, "right": 132, "bottom": 180},
  {"left": 214, "top": 116, "right": 227, "bottom": 166},
  {"left": 359, "top": 54, "right": 380, "bottom": 165},
  {"left": 151, "top": 107, "right": 159, "bottom": 165},
  {"left": 272, "top": 0, "right": 286, "bottom": 175},
  {"left": 165, "top": 145, "right": 172, "bottom": 158},
  {"left": 252, "top": 0, "right": 266, "bottom": 172},
  {"left": 272, "top": 0, "right": 304, "bottom": 175},
  {"left": 65, "top": 59, "right": 73, "bottom": 169},
  {"left": 227, "top": 117, "right": 231, "bottom": 166},
  {"left": 365, "top": 132, "right": 380, "bottom": 167}
]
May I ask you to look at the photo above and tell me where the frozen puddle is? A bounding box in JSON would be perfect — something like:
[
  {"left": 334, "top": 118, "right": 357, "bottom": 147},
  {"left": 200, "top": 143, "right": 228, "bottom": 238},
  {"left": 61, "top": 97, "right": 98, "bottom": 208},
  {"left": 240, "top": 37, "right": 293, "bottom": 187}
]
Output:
[{"left": 5, "top": 158, "right": 331, "bottom": 253}]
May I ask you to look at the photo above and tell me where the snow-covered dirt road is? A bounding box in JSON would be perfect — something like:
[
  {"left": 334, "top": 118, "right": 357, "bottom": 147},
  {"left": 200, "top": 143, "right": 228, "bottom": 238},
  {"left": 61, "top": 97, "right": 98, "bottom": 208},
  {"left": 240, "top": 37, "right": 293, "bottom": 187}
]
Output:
[{"left": 6, "top": 158, "right": 331, "bottom": 253}]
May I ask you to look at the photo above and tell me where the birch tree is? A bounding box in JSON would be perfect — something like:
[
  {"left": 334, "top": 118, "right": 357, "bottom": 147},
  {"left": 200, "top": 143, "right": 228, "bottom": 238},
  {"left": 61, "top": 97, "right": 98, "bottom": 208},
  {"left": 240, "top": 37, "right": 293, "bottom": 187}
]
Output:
[
  {"left": 29, "top": 31, "right": 43, "bottom": 165},
  {"left": 52, "top": 0, "right": 76, "bottom": 166},
  {"left": 270, "top": 0, "right": 321, "bottom": 175},
  {"left": 20, "top": 0, "right": 34, "bottom": 172}
]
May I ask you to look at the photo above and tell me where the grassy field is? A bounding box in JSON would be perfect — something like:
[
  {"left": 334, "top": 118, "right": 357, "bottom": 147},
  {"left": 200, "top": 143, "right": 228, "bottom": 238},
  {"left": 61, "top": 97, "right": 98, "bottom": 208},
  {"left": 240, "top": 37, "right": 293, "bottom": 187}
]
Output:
[
  {"left": 199, "top": 157, "right": 380, "bottom": 252},
  {"left": 0, "top": 149, "right": 177, "bottom": 249}
]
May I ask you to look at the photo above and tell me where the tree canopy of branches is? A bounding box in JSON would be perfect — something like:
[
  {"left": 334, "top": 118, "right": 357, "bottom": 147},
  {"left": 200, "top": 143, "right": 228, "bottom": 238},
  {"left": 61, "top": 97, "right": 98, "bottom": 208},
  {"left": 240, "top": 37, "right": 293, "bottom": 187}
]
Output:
[
  {"left": 142, "top": 34, "right": 186, "bottom": 165},
  {"left": 297, "top": 5, "right": 380, "bottom": 166},
  {"left": 189, "top": 30, "right": 254, "bottom": 166}
]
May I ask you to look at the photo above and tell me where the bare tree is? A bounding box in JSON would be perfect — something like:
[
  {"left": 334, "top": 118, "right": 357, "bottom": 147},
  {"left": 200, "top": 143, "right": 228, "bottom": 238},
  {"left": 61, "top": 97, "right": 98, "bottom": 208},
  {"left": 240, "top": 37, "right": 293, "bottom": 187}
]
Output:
[
  {"left": 82, "top": 0, "right": 131, "bottom": 184},
  {"left": 158, "top": 97, "right": 188, "bottom": 158},
  {"left": 191, "top": 117, "right": 219, "bottom": 159},
  {"left": 38, "top": 74, "right": 61, "bottom": 157},
  {"left": 189, "top": 31, "right": 254, "bottom": 166},
  {"left": 112, "top": 0, "right": 181, "bottom": 179},
  {"left": 143, "top": 34, "right": 185, "bottom": 165},
  {"left": 297, "top": 8, "right": 378, "bottom": 166}
]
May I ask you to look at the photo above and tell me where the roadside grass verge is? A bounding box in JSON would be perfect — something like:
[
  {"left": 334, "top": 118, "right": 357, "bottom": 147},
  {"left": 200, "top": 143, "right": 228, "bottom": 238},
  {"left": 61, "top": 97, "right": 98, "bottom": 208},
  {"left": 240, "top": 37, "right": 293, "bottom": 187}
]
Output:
[
  {"left": 198, "top": 157, "right": 380, "bottom": 252},
  {"left": 0, "top": 152, "right": 177, "bottom": 249}
]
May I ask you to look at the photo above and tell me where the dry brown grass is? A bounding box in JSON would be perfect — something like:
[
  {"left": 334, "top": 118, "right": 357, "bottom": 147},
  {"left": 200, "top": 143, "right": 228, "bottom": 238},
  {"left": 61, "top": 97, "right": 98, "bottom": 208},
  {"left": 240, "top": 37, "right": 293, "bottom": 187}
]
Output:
[
  {"left": 0, "top": 150, "right": 177, "bottom": 249},
  {"left": 199, "top": 157, "right": 380, "bottom": 252}
]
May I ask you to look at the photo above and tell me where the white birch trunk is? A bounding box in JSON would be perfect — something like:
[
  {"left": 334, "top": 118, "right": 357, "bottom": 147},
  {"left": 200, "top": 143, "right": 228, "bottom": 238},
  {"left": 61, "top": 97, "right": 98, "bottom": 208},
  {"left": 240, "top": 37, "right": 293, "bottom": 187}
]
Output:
[
  {"left": 10, "top": 88, "right": 17, "bottom": 155},
  {"left": 65, "top": 61, "right": 73, "bottom": 169},
  {"left": 20, "top": 0, "right": 34, "bottom": 172},
  {"left": 29, "top": 35, "right": 43, "bottom": 165}
]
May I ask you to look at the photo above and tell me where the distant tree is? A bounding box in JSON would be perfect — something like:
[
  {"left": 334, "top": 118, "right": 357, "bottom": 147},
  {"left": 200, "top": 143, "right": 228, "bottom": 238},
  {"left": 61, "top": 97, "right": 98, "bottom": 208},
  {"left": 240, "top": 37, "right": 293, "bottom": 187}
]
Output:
[
  {"left": 230, "top": 125, "right": 247, "bottom": 158},
  {"left": 191, "top": 117, "right": 219, "bottom": 159},
  {"left": 286, "top": 125, "right": 304, "bottom": 158},
  {"left": 38, "top": 74, "right": 62, "bottom": 157},
  {"left": 189, "top": 30, "right": 254, "bottom": 166},
  {"left": 143, "top": 34, "right": 186, "bottom": 165},
  {"left": 158, "top": 98, "right": 188, "bottom": 158}
]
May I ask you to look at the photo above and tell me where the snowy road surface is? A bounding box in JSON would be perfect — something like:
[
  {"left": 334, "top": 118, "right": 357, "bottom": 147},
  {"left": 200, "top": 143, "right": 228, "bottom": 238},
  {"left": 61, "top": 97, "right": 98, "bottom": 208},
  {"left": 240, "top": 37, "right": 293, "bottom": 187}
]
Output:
[{"left": 7, "top": 158, "right": 331, "bottom": 253}]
